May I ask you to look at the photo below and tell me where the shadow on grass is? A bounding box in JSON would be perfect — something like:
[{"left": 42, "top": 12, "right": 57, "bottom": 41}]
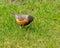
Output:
[{"left": 20, "top": 25, "right": 36, "bottom": 33}]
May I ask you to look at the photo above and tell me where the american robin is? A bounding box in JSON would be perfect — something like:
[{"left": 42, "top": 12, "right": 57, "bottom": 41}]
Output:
[{"left": 13, "top": 14, "right": 34, "bottom": 26}]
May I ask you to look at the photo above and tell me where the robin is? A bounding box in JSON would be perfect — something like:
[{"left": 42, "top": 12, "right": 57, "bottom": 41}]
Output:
[{"left": 13, "top": 14, "right": 34, "bottom": 26}]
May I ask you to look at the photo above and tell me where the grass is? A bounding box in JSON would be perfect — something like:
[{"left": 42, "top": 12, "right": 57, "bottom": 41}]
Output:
[{"left": 0, "top": 0, "right": 60, "bottom": 48}]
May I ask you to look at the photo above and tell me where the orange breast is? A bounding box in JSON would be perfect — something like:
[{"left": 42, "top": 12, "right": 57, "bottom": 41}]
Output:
[{"left": 16, "top": 19, "right": 29, "bottom": 26}]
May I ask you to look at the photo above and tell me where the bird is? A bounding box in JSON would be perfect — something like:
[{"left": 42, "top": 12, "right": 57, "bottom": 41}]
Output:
[{"left": 13, "top": 14, "right": 34, "bottom": 26}]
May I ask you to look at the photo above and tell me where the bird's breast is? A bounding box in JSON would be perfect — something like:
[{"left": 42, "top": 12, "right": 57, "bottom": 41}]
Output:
[{"left": 16, "top": 19, "right": 29, "bottom": 26}]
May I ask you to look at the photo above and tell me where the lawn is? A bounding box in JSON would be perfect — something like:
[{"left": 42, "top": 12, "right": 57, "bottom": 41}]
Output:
[{"left": 0, "top": 0, "right": 60, "bottom": 48}]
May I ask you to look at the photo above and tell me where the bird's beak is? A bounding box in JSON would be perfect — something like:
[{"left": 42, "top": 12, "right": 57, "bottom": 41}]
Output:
[{"left": 33, "top": 19, "right": 35, "bottom": 22}]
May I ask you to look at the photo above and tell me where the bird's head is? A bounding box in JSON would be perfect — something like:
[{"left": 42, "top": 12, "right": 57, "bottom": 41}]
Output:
[{"left": 28, "top": 15, "right": 34, "bottom": 23}]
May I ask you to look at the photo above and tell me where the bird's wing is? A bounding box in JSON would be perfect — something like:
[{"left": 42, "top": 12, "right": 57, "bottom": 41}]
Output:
[{"left": 18, "top": 14, "right": 28, "bottom": 21}]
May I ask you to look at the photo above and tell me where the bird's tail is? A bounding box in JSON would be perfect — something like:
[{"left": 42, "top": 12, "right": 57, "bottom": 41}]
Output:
[{"left": 11, "top": 13, "right": 16, "bottom": 16}]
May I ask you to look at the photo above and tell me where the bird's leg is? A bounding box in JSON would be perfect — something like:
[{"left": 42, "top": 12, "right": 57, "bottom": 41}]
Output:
[{"left": 20, "top": 25, "right": 24, "bottom": 28}]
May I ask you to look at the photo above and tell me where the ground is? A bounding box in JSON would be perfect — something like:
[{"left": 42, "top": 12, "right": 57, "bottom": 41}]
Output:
[{"left": 0, "top": 0, "right": 60, "bottom": 48}]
